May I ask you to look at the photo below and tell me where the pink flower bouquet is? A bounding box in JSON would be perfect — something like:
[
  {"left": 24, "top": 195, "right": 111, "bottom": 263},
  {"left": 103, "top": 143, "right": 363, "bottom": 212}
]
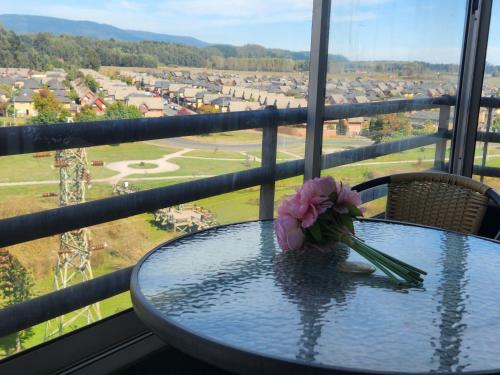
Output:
[{"left": 275, "top": 176, "right": 426, "bottom": 285}]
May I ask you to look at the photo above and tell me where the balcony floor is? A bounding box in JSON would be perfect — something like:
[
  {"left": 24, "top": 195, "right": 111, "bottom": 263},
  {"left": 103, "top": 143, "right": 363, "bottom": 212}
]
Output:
[{"left": 115, "top": 345, "right": 232, "bottom": 375}]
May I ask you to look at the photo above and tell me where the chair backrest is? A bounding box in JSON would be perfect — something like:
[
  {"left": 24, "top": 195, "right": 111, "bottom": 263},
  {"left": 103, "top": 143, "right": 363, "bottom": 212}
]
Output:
[{"left": 386, "top": 172, "right": 490, "bottom": 235}]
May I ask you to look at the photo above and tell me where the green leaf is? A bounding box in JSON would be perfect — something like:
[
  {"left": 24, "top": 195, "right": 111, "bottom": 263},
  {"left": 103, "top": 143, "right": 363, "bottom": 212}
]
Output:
[
  {"left": 329, "top": 191, "right": 337, "bottom": 203},
  {"left": 339, "top": 214, "right": 355, "bottom": 234},
  {"left": 347, "top": 203, "right": 363, "bottom": 217},
  {"left": 308, "top": 222, "right": 323, "bottom": 242}
]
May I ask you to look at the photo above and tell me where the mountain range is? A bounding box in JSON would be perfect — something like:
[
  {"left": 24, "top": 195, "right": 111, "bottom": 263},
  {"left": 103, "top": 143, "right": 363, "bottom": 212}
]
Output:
[{"left": 0, "top": 14, "right": 210, "bottom": 48}]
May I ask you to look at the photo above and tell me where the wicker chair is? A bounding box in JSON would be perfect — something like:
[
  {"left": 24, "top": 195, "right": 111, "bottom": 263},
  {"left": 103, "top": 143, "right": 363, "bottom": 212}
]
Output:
[{"left": 352, "top": 172, "right": 500, "bottom": 239}]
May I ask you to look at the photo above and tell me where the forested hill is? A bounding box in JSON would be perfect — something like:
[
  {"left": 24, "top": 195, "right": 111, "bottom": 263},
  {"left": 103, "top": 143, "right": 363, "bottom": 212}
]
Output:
[
  {"left": 3, "top": 22, "right": 493, "bottom": 76},
  {"left": 0, "top": 21, "right": 352, "bottom": 72}
]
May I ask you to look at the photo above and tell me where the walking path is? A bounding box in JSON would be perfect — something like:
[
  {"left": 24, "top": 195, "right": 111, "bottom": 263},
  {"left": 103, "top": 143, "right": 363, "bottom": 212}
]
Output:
[{"left": 104, "top": 149, "right": 191, "bottom": 184}]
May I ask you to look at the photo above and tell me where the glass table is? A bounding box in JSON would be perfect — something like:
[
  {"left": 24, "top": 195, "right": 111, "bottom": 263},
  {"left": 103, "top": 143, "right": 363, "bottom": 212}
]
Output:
[{"left": 131, "top": 220, "right": 500, "bottom": 375}]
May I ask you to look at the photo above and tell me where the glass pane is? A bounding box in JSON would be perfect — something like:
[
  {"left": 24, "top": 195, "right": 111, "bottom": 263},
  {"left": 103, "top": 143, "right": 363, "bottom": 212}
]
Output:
[
  {"left": 0, "top": 1, "right": 313, "bottom": 357},
  {"left": 477, "top": 0, "right": 500, "bottom": 191},
  {"left": 323, "top": 0, "right": 465, "bottom": 208}
]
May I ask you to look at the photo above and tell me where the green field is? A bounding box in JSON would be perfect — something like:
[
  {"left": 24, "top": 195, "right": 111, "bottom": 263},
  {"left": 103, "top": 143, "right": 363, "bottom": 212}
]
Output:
[{"left": 0, "top": 131, "right": 498, "bottom": 357}]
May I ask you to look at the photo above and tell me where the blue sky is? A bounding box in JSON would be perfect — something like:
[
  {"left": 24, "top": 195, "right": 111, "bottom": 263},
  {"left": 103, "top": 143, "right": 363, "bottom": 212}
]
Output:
[{"left": 1, "top": 0, "right": 500, "bottom": 64}]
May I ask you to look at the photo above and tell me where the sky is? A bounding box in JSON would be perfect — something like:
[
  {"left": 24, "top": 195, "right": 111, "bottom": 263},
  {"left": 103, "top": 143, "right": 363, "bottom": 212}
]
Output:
[{"left": 1, "top": 0, "right": 500, "bottom": 64}]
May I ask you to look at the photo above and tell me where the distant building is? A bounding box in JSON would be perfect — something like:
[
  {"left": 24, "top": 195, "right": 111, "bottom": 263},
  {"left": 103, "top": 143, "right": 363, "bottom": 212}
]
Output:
[
  {"left": 13, "top": 90, "right": 35, "bottom": 117},
  {"left": 126, "top": 96, "right": 164, "bottom": 118}
]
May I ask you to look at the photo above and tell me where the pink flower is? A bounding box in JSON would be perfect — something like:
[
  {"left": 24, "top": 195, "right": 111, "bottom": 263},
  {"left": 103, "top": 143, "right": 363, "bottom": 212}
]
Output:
[
  {"left": 277, "top": 176, "right": 335, "bottom": 228},
  {"left": 333, "top": 181, "right": 364, "bottom": 214},
  {"left": 274, "top": 215, "right": 305, "bottom": 251}
]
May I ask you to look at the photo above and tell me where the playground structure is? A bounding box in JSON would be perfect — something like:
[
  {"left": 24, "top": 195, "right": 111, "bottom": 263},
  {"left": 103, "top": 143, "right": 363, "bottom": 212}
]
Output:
[
  {"left": 154, "top": 205, "right": 217, "bottom": 233},
  {"left": 113, "top": 182, "right": 217, "bottom": 233}
]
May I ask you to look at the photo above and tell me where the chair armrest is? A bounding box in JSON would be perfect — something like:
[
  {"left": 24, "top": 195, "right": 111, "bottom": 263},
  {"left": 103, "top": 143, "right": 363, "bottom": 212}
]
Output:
[{"left": 353, "top": 176, "right": 391, "bottom": 192}]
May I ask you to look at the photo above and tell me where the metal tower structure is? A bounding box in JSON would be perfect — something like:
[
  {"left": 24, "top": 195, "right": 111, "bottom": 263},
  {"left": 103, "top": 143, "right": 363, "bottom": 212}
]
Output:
[{"left": 45, "top": 148, "right": 101, "bottom": 338}]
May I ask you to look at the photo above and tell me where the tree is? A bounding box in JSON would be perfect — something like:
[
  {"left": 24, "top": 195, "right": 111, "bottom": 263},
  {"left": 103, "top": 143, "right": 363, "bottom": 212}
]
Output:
[
  {"left": 0, "top": 84, "right": 13, "bottom": 99},
  {"left": 84, "top": 75, "right": 99, "bottom": 94},
  {"left": 0, "top": 102, "right": 8, "bottom": 117},
  {"left": 198, "top": 104, "right": 219, "bottom": 114},
  {"left": 68, "top": 89, "right": 79, "bottom": 102},
  {"left": 27, "top": 89, "right": 69, "bottom": 125},
  {"left": 493, "top": 117, "right": 500, "bottom": 132},
  {"left": 76, "top": 106, "right": 99, "bottom": 122},
  {"left": 423, "top": 120, "right": 436, "bottom": 133},
  {"left": 336, "top": 119, "right": 348, "bottom": 136},
  {"left": 104, "top": 102, "right": 143, "bottom": 120},
  {"left": 368, "top": 113, "right": 412, "bottom": 143},
  {"left": 0, "top": 250, "right": 34, "bottom": 354}
]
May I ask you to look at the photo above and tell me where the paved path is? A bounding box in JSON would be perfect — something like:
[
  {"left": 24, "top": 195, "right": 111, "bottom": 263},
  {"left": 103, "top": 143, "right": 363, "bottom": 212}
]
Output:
[{"left": 104, "top": 149, "right": 191, "bottom": 184}]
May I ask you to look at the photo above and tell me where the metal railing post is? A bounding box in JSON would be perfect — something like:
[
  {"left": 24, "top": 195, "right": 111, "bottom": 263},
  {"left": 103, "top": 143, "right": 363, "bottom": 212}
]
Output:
[
  {"left": 259, "top": 106, "right": 278, "bottom": 220},
  {"left": 480, "top": 102, "right": 493, "bottom": 182},
  {"left": 304, "top": 0, "right": 331, "bottom": 180},
  {"left": 434, "top": 105, "right": 451, "bottom": 171},
  {"left": 450, "top": 0, "right": 492, "bottom": 176}
]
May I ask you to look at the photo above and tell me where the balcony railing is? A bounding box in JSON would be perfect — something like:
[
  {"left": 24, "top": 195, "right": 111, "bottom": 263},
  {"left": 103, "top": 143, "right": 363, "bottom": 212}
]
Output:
[{"left": 0, "top": 95, "right": 498, "bottom": 344}]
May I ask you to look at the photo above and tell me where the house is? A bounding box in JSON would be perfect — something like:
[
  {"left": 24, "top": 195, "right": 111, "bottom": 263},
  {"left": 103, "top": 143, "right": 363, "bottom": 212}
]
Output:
[
  {"left": 180, "top": 87, "right": 205, "bottom": 107},
  {"left": 21, "top": 78, "right": 42, "bottom": 91},
  {"left": 88, "top": 97, "right": 106, "bottom": 113},
  {"left": 55, "top": 93, "right": 72, "bottom": 110},
  {"left": 109, "top": 87, "right": 139, "bottom": 102},
  {"left": 211, "top": 97, "right": 231, "bottom": 112},
  {"left": 201, "top": 93, "right": 221, "bottom": 107},
  {"left": 154, "top": 80, "right": 170, "bottom": 96},
  {"left": 346, "top": 117, "right": 364, "bottom": 136},
  {"left": 166, "top": 84, "right": 186, "bottom": 98},
  {"left": 13, "top": 90, "right": 35, "bottom": 117},
  {"left": 352, "top": 95, "right": 369, "bottom": 104},
  {"left": 127, "top": 96, "right": 164, "bottom": 117},
  {"left": 288, "top": 97, "right": 307, "bottom": 108},
  {"left": 228, "top": 100, "right": 261, "bottom": 112},
  {"left": 327, "top": 94, "right": 347, "bottom": 105}
]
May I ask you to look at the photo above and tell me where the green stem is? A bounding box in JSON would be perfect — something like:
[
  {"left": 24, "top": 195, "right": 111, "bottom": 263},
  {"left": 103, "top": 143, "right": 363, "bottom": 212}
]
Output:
[
  {"left": 316, "top": 226, "right": 425, "bottom": 284},
  {"left": 349, "top": 239, "right": 421, "bottom": 284},
  {"left": 348, "top": 241, "right": 402, "bottom": 285},
  {"left": 353, "top": 236, "right": 426, "bottom": 275},
  {"left": 352, "top": 239, "right": 425, "bottom": 282}
]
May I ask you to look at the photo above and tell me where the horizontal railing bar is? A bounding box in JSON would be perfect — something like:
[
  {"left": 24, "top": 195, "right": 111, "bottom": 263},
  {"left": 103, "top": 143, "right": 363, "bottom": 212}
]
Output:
[
  {"left": 323, "top": 96, "right": 453, "bottom": 120},
  {"left": 0, "top": 107, "right": 305, "bottom": 157},
  {"left": 321, "top": 132, "right": 447, "bottom": 170},
  {"left": 473, "top": 165, "right": 500, "bottom": 178},
  {"left": 0, "top": 97, "right": 448, "bottom": 157},
  {"left": 0, "top": 267, "right": 132, "bottom": 338},
  {"left": 0, "top": 132, "right": 448, "bottom": 248},
  {"left": 477, "top": 131, "right": 500, "bottom": 143},
  {"left": 480, "top": 96, "right": 500, "bottom": 109}
]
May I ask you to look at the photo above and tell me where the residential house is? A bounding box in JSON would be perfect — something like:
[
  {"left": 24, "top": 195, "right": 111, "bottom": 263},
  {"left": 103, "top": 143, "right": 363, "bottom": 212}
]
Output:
[
  {"left": 211, "top": 97, "right": 231, "bottom": 112},
  {"left": 352, "top": 95, "right": 369, "bottom": 104},
  {"left": 13, "top": 90, "right": 35, "bottom": 117},
  {"left": 127, "top": 96, "right": 164, "bottom": 118},
  {"left": 228, "top": 100, "right": 261, "bottom": 112}
]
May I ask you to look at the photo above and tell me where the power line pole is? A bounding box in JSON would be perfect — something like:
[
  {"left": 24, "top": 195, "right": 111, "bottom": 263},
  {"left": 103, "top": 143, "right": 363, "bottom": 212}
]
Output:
[{"left": 45, "top": 147, "right": 101, "bottom": 338}]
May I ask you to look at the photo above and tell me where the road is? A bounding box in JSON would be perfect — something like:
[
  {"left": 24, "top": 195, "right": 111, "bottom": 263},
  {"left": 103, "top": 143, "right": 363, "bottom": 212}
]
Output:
[{"left": 147, "top": 134, "right": 372, "bottom": 151}]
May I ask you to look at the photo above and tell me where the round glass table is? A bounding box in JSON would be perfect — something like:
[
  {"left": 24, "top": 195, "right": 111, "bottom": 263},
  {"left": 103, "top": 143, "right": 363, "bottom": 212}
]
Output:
[{"left": 131, "top": 220, "right": 500, "bottom": 375}]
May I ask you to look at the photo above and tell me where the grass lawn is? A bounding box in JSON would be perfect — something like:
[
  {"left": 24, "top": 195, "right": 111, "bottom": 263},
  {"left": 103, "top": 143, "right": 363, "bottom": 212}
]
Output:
[
  {"left": 185, "top": 130, "right": 262, "bottom": 144},
  {"left": 0, "top": 142, "right": 180, "bottom": 183},
  {"left": 0, "top": 117, "right": 25, "bottom": 126},
  {"left": 185, "top": 149, "right": 246, "bottom": 159}
]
